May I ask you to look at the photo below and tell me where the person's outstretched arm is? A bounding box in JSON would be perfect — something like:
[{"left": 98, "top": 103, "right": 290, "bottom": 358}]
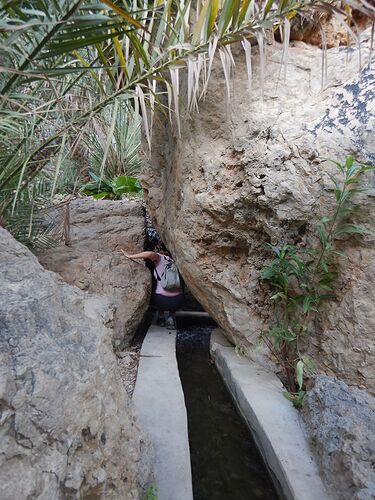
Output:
[{"left": 121, "top": 250, "right": 160, "bottom": 263}]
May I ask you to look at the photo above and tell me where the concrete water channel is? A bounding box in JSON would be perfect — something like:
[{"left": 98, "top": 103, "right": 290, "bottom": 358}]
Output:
[
  {"left": 176, "top": 315, "right": 278, "bottom": 500},
  {"left": 133, "top": 311, "right": 329, "bottom": 500}
]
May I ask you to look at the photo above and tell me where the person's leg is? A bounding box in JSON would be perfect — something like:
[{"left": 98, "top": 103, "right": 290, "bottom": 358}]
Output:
[
  {"left": 165, "top": 294, "right": 183, "bottom": 329},
  {"left": 165, "top": 312, "right": 176, "bottom": 329},
  {"left": 152, "top": 293, "right": 183, "bottom": 329},
  {"left": 157, "top": 310, "right": 166, "bottom": 326},
  {"left": 151, "top": 293, "right": 170, "bottom": 326}
]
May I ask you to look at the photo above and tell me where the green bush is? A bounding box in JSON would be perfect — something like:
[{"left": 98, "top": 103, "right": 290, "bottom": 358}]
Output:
[
  {"left": 80, "top": 172, "right": 143, "bottom": 200},
  {"left": 260, "top": 156, "right": 374, "bottom": 407}
]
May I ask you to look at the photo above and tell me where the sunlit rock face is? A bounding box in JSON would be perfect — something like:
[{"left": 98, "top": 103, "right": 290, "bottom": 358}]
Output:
[
  {"left": 0, "top": 228, "right": 153, "bottom": 499},
  {"left": 39, "top": 198, "right": 151, "bottom": 349},
  {"left": 143, "top": 32, "right": 375, "bottom": 393}
]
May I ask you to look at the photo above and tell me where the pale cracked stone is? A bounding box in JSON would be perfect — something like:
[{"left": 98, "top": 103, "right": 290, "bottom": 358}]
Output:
[
  {"left": 142, "top": 31, "right": 375, "bottom": 393},
  {"left": 303, "top": 375, "right": 375, "bottom": 500},
  {"left": 0, "top": 228, "right": 153, "bottom": 499},
  {"left": 39, "top": 198, "right": 152, "bottom": 349}
]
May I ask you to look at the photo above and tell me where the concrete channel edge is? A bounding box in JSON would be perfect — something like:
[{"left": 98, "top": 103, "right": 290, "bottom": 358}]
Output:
[
  {"left": 133, "top": 323, "right": 193, "bottom": 500},
  {"left": 210, "top": 329, "right": 330, "bottom": 500}
]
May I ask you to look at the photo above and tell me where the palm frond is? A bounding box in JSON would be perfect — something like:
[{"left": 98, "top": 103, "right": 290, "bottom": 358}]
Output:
[
  {"left": 0, "top": 0, "right": 374, "bottom": 248},
  {"left": 83, "top": 101, "right": 142, "bottom": 178}
]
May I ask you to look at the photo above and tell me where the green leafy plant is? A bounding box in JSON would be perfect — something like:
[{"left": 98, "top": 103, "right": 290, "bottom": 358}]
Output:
[
  {"left": 144, "top": 485, "right": 158, "bottom": 500},
  {"left": 80, "top": 171, "right": 143, "bottom": 200},
  {"left": 261, "top": 156, "right": 374, "bottom": 407}
]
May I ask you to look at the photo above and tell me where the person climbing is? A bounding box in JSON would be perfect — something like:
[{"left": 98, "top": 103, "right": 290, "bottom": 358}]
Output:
[{"left": 121, "top": 244, "right": 183, "bottom": 330}]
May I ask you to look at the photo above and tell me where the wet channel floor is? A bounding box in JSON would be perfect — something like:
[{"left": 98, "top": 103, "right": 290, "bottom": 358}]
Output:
[{"left": 176, "top": 317, "right": 279, "bottom": 500}]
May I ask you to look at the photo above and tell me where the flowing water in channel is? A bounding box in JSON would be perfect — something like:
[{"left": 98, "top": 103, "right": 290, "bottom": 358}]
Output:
[{"left": 176, "top": 316, "right": 280, "bottom": 500}]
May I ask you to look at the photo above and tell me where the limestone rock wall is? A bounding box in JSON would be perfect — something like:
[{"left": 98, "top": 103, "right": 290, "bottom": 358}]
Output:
[
  {"left": 143, "top": 34, "right": 375, "bottom": 392},
  {"left": 303, "top": 375, "right": 375, "bottom": 500},
  {"left": 39, "top": 198, "right": 151, "bottom": 349},
  {"left": 0, "top": 228, "right": 152, "bottom": 499}
]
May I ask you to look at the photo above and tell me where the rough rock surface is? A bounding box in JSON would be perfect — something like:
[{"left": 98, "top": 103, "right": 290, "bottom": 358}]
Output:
[
  {"left": 0, "top": 228, "right": 153, "bottom": 499},
  {"left": 290, "top": 12, "right": 371, "bottom": 48},
  {"left": 40, "top": 198, "right": 151, "bottom": 349},
  {"left": 302, "top": 375, "right": 375, "bottom": 500},
  {"left": 143, "top": 33, "right": 375, "bottom": 391}
]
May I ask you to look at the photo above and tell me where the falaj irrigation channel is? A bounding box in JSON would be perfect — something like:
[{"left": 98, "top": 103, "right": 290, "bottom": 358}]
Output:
[
  {"left": 176, "top": 315, "right": 279, "bottom": 500},
  {"left": 133, "top": 309, "right": 281, "bottom": 500}
]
